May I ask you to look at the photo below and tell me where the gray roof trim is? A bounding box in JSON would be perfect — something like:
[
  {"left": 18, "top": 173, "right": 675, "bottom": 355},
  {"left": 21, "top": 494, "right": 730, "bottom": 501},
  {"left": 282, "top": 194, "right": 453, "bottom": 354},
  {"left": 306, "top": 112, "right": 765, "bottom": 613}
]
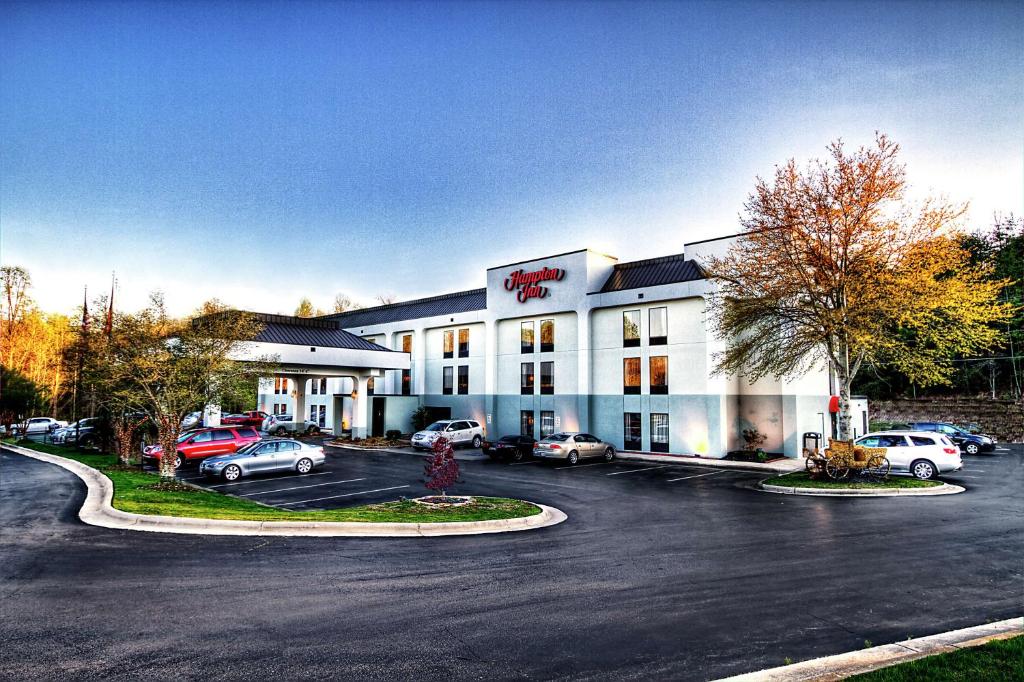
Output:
[
  {"left": 243, "top": 312, "right": 399, "bottom": 352},
  {"left": 323, "top": 288, "right": 487, "bottom": 329},
  {"left": 597, "top": 253, "right": 707, "bottom": 293}
]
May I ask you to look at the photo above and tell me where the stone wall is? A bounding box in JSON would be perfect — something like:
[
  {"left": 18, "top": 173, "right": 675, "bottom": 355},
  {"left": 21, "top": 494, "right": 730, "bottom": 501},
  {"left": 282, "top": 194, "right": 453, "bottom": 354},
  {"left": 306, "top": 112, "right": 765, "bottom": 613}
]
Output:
[{"left": 870, "top": 398, "right": 1024, "bottom": 443}]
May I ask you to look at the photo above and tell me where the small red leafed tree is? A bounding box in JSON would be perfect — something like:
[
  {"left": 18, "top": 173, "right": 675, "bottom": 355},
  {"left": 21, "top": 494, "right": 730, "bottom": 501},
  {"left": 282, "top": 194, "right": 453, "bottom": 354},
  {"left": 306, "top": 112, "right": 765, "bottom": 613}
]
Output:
[{"left": 424, "top": 436, "right": 460, "bottom": 499}]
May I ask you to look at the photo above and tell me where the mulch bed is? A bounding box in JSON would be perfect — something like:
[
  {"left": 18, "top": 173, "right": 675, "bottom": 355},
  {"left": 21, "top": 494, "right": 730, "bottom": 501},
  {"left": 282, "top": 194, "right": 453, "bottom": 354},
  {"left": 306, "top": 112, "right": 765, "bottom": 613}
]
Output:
[
  {"left": 725, "top": 450, "right": 787, "bottom": 463},
  {"left": 138, "top": 481, "right": 202, "bottom": 493}
]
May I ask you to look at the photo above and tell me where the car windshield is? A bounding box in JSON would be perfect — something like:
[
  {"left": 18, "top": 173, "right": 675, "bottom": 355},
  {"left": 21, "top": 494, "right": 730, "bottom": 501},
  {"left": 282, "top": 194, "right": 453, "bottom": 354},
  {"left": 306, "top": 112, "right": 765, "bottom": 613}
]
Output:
[
  {"left": 425, "top": 423, "right": 448, "bottom": 432},
  {"left": 176, "top": 432, "right": 195, "bottom": 443},
  {"left": 544, "top": 434, "right": 570, "bottom": 442}
]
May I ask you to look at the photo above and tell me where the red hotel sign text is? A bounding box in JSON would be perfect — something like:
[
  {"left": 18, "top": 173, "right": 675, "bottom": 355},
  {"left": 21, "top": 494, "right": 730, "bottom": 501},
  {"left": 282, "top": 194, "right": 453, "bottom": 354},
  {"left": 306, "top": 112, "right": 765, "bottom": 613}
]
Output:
[{"left": 504, "top": 266, "right": 566, "bottom": 303}]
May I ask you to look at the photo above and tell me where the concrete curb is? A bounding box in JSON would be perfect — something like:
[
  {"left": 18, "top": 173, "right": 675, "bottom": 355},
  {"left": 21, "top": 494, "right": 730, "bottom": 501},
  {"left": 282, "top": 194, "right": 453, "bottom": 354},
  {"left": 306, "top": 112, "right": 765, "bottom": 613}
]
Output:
[
  {"left": 759, "top": 480, "right": 965, "bottom": 497},
  {"left": 714, "top": 616, "right": 1022, "bottom": 681},
  {"left": 326, "top": 442, "right": 489, "bottom": 461},
  {"left": 4, "top": 444, "right": 567, "bottom": 537},
  {"left": 617, "top": 451, "right": 804, "bottom": 473}
]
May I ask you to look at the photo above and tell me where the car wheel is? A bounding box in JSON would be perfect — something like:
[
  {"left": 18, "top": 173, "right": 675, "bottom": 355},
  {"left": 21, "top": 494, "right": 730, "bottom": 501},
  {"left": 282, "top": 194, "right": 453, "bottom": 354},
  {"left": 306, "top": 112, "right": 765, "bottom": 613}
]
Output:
[
  {"left": 222, "top": 464, "right": 242, "bottom": 482},
  {"left": 80, "top": 436, "right": 96, "bottom": 448},
  {"left": 566, "top": 450, "right": 579, "bottom": 465},
  {"left": 472, "top": 435, "right": 482, "bottom": 448},
  {"left": 512, "top": 449, "right": 525, "bottom": 462},
  {"left": 964, "top": 443, "right": 979, "bottom": 455},
  {"left": 604, "top": 447, "right": 615, "bottom": 462},
  {"left": 910, "top": 459, "right": 936, "bottom": 480},
  {"left": 296, "top": 457, "right": 313, "bottom": 474},
  {"left": 174, "top": 452, "right": 185, "bottom": 469},
  {"left": 275, "top": 427, "right": 287, "bottom": 436}
]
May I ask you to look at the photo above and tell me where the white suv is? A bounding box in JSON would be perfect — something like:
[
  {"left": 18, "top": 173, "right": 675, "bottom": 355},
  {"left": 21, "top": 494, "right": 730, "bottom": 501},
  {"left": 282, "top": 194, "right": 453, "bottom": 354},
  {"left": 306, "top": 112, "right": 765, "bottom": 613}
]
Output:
[
  {"left": 854, "top": 431, "right": 963, "bottom": 480},
  {"left": 411, "top": 420, "right": 484, "bottom": 450}
]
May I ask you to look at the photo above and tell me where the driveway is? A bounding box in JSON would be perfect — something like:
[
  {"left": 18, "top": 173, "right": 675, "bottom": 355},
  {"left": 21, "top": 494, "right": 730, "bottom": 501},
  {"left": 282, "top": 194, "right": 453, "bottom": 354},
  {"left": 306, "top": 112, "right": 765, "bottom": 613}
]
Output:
[{"left": 1, "top": 443, "right": 1021, "bottom": 680}]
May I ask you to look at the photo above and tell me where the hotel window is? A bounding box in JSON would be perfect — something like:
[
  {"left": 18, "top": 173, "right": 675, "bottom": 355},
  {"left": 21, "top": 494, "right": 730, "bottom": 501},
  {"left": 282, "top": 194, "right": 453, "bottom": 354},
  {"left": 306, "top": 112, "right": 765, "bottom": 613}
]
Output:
[
  {"left": 319, "top": 378, "right": 327, "bottom": 394},
  {"left": 540, "top": 361, "right": 554, "bottom": 395},
  {"left": 540, "top": 410, "right": 555, "bottom": 438},
  {"left": 318, "top": 405, "right": 326, "bottom": 428},
  {"left": 650, "top": 356, "right": 668, "bottom": 395},
  {"left": 402, "top": 334, "right": 412, "bottom": 354},
  {"left": 520, "top": 410, "right": 535, "bottom": 437},
  {"left": 623, "top": 413, "right": 642, "bottom": 451},
  {"left": 443, "top": 330, "right": 454, "bottom": 359},
  {"left": 521, "top": 362, "right": 535, "bottom": 395},
  {"left": 540, "top": 319, "right": 554, "bottom": 352},
  {"left": 310, "top": 405, "right": 318, "bottom": 423},
  {"left": 457, "top": 365, "right": 469, "bottom": 395},
  {"left": 623, "top": 310, "right": 640, "bottom": 347},
  {"left": 401, "top": 369, "right": 412, "bottom": 396},
  {"left": 367, "top": 377, "right": 375, "bottom": 396},
  {"left": 651, "top": 413, "right": 669, "bottom": 453},
  {"left": 442, "top": 367, "right": 453, "bottom": 395},
  {"left": 623, "top": 357, "right": 641, "bottom": 395},
  {"left": 521, "top": 321, "right": 534, "bottom": 354},
  {"left": 458, "top": 328, "right": 469, "bottom": 358},
  {"left": 274, "top": 377, "right": 288, "bottom": 395},
  {"left": 310, "top": 380, "right": 317, "bottom": 395},
  {"left": 649, "top": 307, "right": 668, "bottom": 345}
]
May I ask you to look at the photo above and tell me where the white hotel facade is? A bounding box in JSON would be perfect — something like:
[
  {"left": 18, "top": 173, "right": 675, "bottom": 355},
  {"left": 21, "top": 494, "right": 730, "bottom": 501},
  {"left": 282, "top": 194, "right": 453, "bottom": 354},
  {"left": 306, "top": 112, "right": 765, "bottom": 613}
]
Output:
[{"left": 257, "top": 235, "right": 864, "bottom": 458}]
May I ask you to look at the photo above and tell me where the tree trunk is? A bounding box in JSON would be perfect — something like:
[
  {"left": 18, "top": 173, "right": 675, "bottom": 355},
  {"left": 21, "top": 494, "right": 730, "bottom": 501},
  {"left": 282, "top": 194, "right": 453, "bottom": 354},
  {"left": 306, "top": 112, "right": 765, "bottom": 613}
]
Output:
[
  {"left": 836, "top": 374, "right": 853, "bottom": 442},
  {"left": 157, "top": 415, "right": 179, "bottom": 482}
]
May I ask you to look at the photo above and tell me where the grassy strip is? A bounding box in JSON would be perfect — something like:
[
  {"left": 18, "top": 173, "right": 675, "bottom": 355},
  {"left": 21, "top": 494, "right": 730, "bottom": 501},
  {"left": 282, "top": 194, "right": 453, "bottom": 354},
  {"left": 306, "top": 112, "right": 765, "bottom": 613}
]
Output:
[
  {"left": 6, "top": 440, "right": 541, "bottom": 523},
  {"left": 849, "top": 634, "right": 1022, "bottom": 681},
  {"left": 763, "top": 471, "right": 942, "bottom": 489}
]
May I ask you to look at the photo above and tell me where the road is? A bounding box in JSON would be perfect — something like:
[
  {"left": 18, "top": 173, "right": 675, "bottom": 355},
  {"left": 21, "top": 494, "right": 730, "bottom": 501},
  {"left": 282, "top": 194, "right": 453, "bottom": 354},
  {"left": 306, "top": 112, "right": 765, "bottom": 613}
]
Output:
[{"left": 1, "top": 444, "right": 1021, "bottom": 680}]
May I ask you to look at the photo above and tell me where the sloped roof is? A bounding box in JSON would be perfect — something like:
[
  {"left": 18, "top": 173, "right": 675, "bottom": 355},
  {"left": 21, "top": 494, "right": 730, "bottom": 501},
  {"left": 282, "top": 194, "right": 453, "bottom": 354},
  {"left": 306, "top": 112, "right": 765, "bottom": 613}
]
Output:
[
  {"left": 249, "top": 313, "right": 397, "bottom": 351},
  {"left": 324, "top": 288, "right": 487, "bottom": 329},
  {"left": 599, "top": 253, "right": 706, "bottom": 293}
]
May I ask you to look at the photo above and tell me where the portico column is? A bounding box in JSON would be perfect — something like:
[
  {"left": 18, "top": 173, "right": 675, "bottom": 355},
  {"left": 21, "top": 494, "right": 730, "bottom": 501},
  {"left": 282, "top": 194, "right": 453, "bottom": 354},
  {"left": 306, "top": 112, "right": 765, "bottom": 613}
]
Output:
[
  {"left": 351, "top": 374, "right": 372, "bottom": 439},
  {"left": 577, "top": 310, "right": 591, "bottom": 432},
  {"left": 484, "top": 319, "right": 497, "bottom": 432},
  {"left": 291, "top": 376, "right": 307, "bottom": 425},
  {"left": 413, "top": 326, "right": 427, "bottom": 396}
]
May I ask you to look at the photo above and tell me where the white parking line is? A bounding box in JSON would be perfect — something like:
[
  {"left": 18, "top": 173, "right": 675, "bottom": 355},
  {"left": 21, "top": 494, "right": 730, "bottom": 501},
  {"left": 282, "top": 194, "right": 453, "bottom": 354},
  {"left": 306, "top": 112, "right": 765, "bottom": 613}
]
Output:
[
  {"left": 666, "top": 470, "right": 726, "bottom": 482},
  {"left": 554, "top": 462, "right": 609, "bottom": 470},
  {"left": 207, "top": 472, "right": 331, "bottom": 488},
  {"left": 276, "top": 485, "right": 410, "bottom": 506},
  {"left": 606, "top": 464, "right": 671, "bottom": 476},
  {"left": 995, "top": 447, "right": 1010, "bottom": 452},
  {"left": 240, "top": 478, "right": 366, "bottom": 496},
  {"left": 508, "top": 460, "right": 541, "bottom": 466}
]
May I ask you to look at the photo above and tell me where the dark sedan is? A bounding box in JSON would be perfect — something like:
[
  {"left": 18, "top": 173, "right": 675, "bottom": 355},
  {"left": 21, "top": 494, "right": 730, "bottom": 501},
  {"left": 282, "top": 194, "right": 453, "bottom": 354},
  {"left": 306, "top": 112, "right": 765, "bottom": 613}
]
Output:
[{"left": 482, "top": 435, "right": 536, "bottom": 462}]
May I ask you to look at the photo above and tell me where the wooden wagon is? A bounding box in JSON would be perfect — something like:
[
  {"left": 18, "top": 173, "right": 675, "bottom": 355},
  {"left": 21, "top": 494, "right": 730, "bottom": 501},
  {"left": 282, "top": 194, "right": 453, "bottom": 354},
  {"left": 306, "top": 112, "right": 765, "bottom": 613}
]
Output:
[{"left": 805, "top": 439, "right": 891, "bottom": 480}]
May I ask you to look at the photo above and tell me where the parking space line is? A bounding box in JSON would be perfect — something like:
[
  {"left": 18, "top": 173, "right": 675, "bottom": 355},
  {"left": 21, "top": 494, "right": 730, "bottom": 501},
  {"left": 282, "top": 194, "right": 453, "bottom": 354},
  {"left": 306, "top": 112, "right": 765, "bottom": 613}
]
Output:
[
  {"left": 666, "top": 470, "right": 727, "bottom": 482},
  {"left": 508, "top": 461, "right": 541, "bottom": 466},
  {"left": 606, "top": 464, "right": 671, "bottom": 476},
  {"left": 240, "top": 478, "right": 366, "bottom": 496},
  {"left": 554, "top": 462, "right": 609, "bottom": 470},
  {"left": 207, "top": 472, "right": 331, "bottom": 488},
  {"left": 276, "top": 485, "right": 410, "bottom": 506}
]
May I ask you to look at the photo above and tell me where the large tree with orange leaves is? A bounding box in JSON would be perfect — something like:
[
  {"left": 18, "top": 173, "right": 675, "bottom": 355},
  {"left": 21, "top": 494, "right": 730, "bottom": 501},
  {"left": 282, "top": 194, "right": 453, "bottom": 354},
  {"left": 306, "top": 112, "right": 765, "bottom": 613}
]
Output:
[{"left": 705, "top": 135, "right": 1014, "bottom": 440}]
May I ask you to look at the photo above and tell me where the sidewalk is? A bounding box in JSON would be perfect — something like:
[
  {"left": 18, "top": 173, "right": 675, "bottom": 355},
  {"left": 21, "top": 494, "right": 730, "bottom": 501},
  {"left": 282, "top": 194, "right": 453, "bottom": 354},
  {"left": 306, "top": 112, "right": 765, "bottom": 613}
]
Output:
[
  {"left": 616, "top": 450, "right": 805, "bottom": 473},
  {"left": 326, "top": 442, "right": 490, "bottom": 461}
]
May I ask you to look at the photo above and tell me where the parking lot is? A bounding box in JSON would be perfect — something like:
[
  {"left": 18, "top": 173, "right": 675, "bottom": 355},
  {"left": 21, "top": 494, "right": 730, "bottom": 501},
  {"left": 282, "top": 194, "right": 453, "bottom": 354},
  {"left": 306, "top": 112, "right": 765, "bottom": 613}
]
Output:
[{"left": 2, "top": 440, "right": 1021, "bottom": 680}]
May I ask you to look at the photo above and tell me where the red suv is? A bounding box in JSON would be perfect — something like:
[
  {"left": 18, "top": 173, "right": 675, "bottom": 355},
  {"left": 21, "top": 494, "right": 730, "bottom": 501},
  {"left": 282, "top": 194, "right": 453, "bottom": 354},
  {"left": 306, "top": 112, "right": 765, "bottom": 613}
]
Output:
[{"left": 143, "top": 426, "right": 262, "bottom": 469}]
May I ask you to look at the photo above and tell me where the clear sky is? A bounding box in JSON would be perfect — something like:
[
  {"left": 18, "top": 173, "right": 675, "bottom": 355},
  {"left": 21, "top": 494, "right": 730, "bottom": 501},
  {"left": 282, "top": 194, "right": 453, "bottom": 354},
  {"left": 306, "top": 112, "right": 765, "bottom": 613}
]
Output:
[{"left": 2, "top": 0, "right": 1021, "bottom": 316}]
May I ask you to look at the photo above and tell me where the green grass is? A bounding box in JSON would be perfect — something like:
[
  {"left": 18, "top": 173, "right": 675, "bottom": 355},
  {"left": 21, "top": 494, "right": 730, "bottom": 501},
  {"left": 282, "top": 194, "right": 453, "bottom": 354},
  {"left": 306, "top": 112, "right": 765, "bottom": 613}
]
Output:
[
  {"left": 763, "top": 471, "right": 943, "bottom": 489},
  {"left": 849, "top": 634, "right": 1023, "bottom": 681},
  {"left": 6, "top": 440, "right": 541, "bottom": 523}
]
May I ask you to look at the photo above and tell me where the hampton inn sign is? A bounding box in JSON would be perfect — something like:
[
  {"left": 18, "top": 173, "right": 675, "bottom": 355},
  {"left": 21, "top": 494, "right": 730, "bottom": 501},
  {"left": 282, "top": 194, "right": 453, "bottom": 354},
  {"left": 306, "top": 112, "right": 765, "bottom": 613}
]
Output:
[{"left": 503, "top": 266, "right": 566, "bottom": 303}]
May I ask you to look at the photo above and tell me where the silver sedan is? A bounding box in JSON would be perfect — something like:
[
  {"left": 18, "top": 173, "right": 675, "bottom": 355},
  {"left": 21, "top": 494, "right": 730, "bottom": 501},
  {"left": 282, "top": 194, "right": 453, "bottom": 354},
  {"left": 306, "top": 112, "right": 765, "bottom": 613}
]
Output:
[
  {"left": 200, "top": 439, "right": 326, "bottom": 481},
  {"left": 533, "top": 432, "right": 616, "bottom": 465}
]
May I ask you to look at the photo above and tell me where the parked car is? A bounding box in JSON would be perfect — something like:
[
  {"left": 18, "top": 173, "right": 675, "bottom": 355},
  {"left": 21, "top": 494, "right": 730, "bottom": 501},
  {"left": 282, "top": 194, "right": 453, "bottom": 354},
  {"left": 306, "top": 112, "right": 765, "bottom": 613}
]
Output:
[
  {"left": 222, "top": 410, "right": 270, "bottom": 428},
  {"left": 181, "top": 412, "right": 203, "bottom": 430},
  {"left": 410, "top": 420, "right": 485, "bottom": 450},
  {"left": 854, "top": 431, "right": 963, "bottom": 479},
  {"left": 200, "top": 439, "right": 326, "bottom": 481},
  {"left": 261, "top": 413, "right": 323, "bottom": 436},
  {"left": 533, "top": 432, "right": 616, "bottom": 465},
  {"left": 906, "top": 421, "right": 996, "bottom": 455},
  {"left": 53, "top": 418, "right": 101, "bottom": 446},
  {"left": 142, "top": 426, "right": 262, "bottom": 469},
  {"left": 482, "top": 435, "right": 536, "bottom": 462},
  {"left": 14, "top": 417, "right": 68, "bottom": 436}
]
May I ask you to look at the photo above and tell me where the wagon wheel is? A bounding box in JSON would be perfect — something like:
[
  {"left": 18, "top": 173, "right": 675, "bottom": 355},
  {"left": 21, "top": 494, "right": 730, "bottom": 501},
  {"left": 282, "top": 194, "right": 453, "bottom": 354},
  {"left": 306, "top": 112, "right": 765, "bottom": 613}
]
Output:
[
  {"left": 863, "top": 457, "right": 891, "bottom": 481},
  {"left": 805, "top": 456, "right": 821, "bottom": 474},
  {"left": 825, "top": 459, "right": 849, "bottom": 479}
]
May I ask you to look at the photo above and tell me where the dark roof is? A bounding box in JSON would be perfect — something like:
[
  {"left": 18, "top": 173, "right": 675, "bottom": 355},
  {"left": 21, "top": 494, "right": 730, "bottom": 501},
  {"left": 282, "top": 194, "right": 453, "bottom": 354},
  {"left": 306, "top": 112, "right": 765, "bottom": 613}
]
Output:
[
  {"left": 248, "top": 313, "right": 397, "bottom": 351},
  {"left": 598, "top": 253, "right": 706, "bottom": 293},
  {"left": 323, "top": 288, "right": 487, "bottom": 329}
]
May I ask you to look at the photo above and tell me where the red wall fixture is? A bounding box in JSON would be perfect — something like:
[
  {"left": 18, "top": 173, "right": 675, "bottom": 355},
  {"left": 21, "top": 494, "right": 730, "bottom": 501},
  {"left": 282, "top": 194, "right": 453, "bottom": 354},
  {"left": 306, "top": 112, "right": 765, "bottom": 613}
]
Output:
[{"left": 828, "top": 395, "right": 840, "bottom": 413}]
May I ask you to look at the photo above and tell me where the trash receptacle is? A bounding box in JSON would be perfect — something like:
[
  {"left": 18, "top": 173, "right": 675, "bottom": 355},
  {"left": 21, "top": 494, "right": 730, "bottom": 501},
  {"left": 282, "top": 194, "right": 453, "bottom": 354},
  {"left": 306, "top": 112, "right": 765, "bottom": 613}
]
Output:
[{"left": 803, "top": 432, "right": 822, "bottom": 454}]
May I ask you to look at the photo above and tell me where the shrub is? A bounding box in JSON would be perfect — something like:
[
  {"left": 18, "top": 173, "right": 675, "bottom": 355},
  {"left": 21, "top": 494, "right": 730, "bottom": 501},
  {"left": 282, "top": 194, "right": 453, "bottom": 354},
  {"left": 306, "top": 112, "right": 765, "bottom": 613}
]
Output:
[
  {"left": 385, "top": 429, "right": 401, "bottom": 442},
  {"left": 741, "top": 428, "right": 767, "bottom": 451},
  {"left": 411, "top": 405, "right": 433, "bottom": 432}
]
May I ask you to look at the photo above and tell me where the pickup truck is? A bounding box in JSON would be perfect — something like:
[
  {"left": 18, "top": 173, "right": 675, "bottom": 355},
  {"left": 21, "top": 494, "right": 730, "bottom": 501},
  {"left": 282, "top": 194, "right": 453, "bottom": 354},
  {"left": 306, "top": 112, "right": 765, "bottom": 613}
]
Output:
[{"left": 222, "top": 411, "right": 270, "bottom": 428}]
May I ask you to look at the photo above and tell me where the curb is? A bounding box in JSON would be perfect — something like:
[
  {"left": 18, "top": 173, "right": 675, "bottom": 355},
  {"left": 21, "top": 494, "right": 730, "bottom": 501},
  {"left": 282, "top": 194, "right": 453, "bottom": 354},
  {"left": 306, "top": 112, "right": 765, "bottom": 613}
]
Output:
[
  {"left": 325, "top": 442, "right": 490, "bottom": 462},
  {"left": 759, "top": 481, "right": 965, "bottom": 497},
  {"left": 617, "top": 451, "right": 804, "bottom": 473},
  {"left": 714, "top": 616, "right": 1023, "bottom": 681},
  {"left": 4, "top": 444, "right": 567, "bottom": 537}
]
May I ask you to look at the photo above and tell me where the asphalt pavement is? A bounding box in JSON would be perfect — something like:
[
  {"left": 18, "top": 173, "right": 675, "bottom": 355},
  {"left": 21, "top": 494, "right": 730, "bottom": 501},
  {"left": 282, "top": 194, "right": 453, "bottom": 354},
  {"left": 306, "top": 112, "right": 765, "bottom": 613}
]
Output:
[{"left": 1, "top": 443, "right": 1021, "bottom": 680}]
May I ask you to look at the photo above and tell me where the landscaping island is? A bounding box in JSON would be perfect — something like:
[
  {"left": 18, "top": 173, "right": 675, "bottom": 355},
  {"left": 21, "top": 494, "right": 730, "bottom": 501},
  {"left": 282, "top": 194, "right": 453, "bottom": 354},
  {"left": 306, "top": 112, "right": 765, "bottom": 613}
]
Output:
[
  {"left": 849, "top": 634, "right": 1022, "bottom": 681},
  {"left": 762, "top": 471, "right": 943, "bottom": 490},
  {"left": 6, "top": 440, "right": 541, "bottom": 524}
]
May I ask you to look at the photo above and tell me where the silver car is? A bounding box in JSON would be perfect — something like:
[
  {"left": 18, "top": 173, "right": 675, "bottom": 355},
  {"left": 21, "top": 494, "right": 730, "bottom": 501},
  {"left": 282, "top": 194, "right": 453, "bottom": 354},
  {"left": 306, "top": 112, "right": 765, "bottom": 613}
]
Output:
[
  {"left": 200, "top": 439, "right": 326, "bottom": 481},
  {"left": 533, "top": 432, "right": 615, "bottom": 465}
]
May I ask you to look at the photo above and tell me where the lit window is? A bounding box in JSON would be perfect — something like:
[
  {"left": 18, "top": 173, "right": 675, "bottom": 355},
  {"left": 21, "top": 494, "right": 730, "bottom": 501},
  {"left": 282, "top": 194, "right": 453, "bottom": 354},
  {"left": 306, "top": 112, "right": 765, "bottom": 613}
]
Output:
[
  {"left": 651, "top": 413, "right": 669, "bottom": 453},
  {"left": 402, "top": 334, "right": 412, "bottom": 354},
  {"left": 649, "top": 307, "right": 667, "bottom": 345},
  {"left": 650, "top": 356, "right": 668, "bottom": 394},
  {"left": 521, "top": 363, "right": 535, "bottom": 395},
  {"left": 540, "top": 411, "right": 555, "bottom": 438},
  {"left": 521, "top": 321, "right": 534, "bottom": 354},
  {"left": 623, "top": 357, "right": 641, "bottom": 395},
  {"left": 540, "top": 319, "right": 554, "bottom": 352},
  {"left": 367, "top": 377, "right": 375, "bottom": 396},
  {"left": 520, "top": 410, "right": 534, "bottom": 437},
  {"left": 458, "top": 328, "right": 469, "bottom": 358},
  {"left": 458, "top": 365, "right": 469, "bottom": 395},
  {"left": 401, "top": 369, "right": 411, "bottom": 396},
  {"left": 540, "top": 361, "right": 554, "bottom": 395},
  {"left": 623, "top": 310, "right": 640, "bottom": 347}
]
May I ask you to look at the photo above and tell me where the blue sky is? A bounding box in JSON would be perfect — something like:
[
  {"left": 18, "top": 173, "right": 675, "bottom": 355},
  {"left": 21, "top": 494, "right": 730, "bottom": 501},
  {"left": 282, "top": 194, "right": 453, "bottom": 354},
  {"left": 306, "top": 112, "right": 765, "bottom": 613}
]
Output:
[{"left": 2, "top": 0, "right": 1021, "bottom": 315}]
